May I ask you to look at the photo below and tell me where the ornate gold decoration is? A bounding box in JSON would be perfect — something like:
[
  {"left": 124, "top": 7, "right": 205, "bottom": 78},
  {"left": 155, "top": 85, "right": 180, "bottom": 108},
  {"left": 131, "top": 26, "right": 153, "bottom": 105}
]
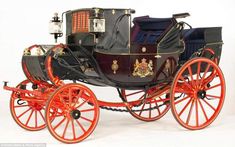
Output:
[
  {"left": 36, "top": 47, "right": 42, "bottom": 56},
  {"left": 54, "top": 47, "right": 65, "bottom": 56},
  {"left": 111, "top": 60, "right": 119, "bottom": 74},
  {"left": 112, "top": 9, "right": 116, "bottom": 15},
  {"left": 23, "top": 48, "right": 31, "bottom": 55},
  {"left": 125, "top": 10, "right": 128, "bottom": 14},
  {"left": 141, "top": 47, "right": 147, "bottom": 52},
  {"left": 155, "top": 54, "right": 161, "bottom": 58},
  {"left": 165, "top": 59, "right": 171, "bottom": 73},
  {"left": 132, "top": 58, "right": 154, "bottom": 78}
]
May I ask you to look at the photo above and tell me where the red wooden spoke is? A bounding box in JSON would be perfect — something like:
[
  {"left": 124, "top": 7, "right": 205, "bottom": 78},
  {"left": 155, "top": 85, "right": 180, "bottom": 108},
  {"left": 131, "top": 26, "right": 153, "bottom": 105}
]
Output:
[
  {"left": 175, "top": 89, "right": 190, "bottom": 94},
  {"left": 62, "top": 119, "right": 70, "bottom": 138},
  {"left": 80, "top": 116, "right": 93, "bottom": 123},
  {"left": 202, "top": 72, "right": 217, "bottom": 86},
  {"left": 155, "top": 102, "right": 161, "bottom": 115},
  {"left": 187, "top": 66, "right": 195, "bottom": 87},
  {"left": 186, "top": 99, "right": 195, "bottom": 125},
  {"left": 201, "top": 64, "right": 211, "bottom": 83},
  {"left": 78, "top": 89, "right": 84, "bottom": 97},
  {"left": 75, "top": 97, "right": 90, "bottom": 109},
  {"left": 14, "top": 105, "right": 30, "bottom": 108},
  {"left": 138, "top": 102, "right": 146, "bottom": 116},
  {"left": 158, "top": 96, "right": 169, "bottom": 103},
  {"left": 54, "top": 114, "right": 64, "bottom": 117},
  {"left": 35, "top": 111, "right": 38, "bottom": 128},
  {"left": 25, "top": 110, "right": 34, "bottom": 126},
  {"left": 205, "top": 83, "right": 221, "bottom": 90},
  {"left": 178, "top": 98, "right": 192, "bottom": 117},
  {"left": 206, "top": 94, "right": 221, "bottom": 99},
  {"left": 202, "top": 99, "right": 216, "bottom": 111},
  {"left": 126, "top": 93, "right": 145, "bottom": 102},
  {"left": 198, "top": 99, "right": 208, "bottom": 121},
  {"left": 68, "top": 88, "right": 72, "bottom": 107},
  {"left": 149, "top": 103, "right": 152, "bottom": 118},
  {"left": 71, "top": 120, "right": 76, "bottom": 139},
  {"left": 17, "top": 107, "right": 32, "bottom": 119},
  {"left": 80, "top": 108, "right": 95, "bottom": 113},
  {"left": 72, "top": 89, "right": 84, "bottom": 107},
  {"left": 196, "top": 62, "right": 201, "bottom": 86},
  {"left": 175, "top": 95, "right": 190, "bottom": 105},
  {"left": 58, "top": 94, "right": 69, "bottom": 109},
  {"left": 195, "top": 99, "right": 199, "bottom": 127},
  {"left": 179, "top": 76, "right": 192, "bottom": 89},
  {"left": 151, "top": 97, "right": 170, "bottom": 104},
  {"left": 39, "top": 110, "right": 46, "bottom": 122},
  {"left": 76, "top": 120, "right": 86, "bottom": 133},
  {"left": 138, "top": 94, "right": 145, "bottom": 100},
  {"left": 126, "top": 90, "right": 144, "bottom": 97},
  {"left": 53, "top": 117, "right": 66, "bottom": 130},
  {"left": 81, "top": 92, "right": 91, "bottom": 100}
]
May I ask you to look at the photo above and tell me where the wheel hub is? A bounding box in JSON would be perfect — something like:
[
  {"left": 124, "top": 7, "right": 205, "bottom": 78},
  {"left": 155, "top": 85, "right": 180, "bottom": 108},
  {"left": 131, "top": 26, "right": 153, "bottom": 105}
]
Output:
[
  {"left": 197, "top": 90, "right": 206, "bottom": 99},
  {"left": 71, "top": 110, "right": 81, "bottom": 120}
]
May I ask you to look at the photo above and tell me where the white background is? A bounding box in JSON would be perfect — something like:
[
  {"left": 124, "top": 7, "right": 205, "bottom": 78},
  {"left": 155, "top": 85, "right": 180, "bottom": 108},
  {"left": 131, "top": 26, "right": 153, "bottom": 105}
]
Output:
[{"left": 0, "top": 0, "right": 235, "bottom": 147}]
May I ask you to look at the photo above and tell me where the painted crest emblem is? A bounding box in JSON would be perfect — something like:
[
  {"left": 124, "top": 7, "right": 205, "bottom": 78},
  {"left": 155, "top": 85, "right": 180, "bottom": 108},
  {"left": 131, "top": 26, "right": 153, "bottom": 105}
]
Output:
[{"left": 132, "top": 58, "right": 154, "bottom": 78}]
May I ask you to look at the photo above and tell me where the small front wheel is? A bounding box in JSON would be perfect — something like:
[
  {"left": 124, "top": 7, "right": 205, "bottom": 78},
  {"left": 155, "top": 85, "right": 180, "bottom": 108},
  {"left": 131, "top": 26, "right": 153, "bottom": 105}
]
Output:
[
  {"left": 45, "top": 83, "right": 99, "bottom": 143},
  {"left": 10, "top": 80, "right": 48, "bottom": 131}
]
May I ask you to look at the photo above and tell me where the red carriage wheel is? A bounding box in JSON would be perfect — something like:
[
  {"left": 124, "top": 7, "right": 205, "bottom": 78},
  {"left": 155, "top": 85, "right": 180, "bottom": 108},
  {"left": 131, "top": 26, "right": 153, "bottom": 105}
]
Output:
[
  {"left": 45, "top": 83, "right": 99, "bottom": 143},
  {"left": 170, "top": 57, "right": 225, "bottom": 130},
  {"left": 10, "top": 80, "right": 51, "bottom": 131},
  {"left": 121, "top": 87, "right": 170, "bottom": 122}
]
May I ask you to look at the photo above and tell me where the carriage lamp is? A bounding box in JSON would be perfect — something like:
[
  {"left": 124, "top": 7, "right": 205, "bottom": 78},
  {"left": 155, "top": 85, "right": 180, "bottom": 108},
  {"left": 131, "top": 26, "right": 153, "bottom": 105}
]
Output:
[
  {"left": 49, "top": 13, "right": 63, "bottom": 43},
  {"left": 89, "top": 18, "right": 105, "bottom": 32}
]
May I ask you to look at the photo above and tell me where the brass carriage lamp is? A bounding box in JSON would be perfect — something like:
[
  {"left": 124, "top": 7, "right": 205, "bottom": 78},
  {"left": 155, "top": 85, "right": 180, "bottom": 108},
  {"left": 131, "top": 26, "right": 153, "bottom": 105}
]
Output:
[{"left": 49, "top": 12, "right": 63, "bottom": 43}]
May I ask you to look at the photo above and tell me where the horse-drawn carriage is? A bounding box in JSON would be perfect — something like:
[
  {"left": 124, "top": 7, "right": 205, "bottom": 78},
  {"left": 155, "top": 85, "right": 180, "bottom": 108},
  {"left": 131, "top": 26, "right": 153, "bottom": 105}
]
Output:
[{"left": 4, "top": 8, "right": 225, "bottom": 143}]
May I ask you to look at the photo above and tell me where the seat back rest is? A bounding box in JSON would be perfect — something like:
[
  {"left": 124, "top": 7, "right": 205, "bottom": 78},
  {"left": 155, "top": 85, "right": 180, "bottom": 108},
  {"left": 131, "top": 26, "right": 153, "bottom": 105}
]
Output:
[{"left": 131, "top": 17, "right": 175, "bottom": 44}]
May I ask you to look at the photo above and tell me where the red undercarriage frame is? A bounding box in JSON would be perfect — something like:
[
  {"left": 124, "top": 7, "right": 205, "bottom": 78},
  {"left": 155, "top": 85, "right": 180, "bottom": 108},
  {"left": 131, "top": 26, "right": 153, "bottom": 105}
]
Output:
[{"left": 3, "top": 44, "right": 225, "bottom": 144}]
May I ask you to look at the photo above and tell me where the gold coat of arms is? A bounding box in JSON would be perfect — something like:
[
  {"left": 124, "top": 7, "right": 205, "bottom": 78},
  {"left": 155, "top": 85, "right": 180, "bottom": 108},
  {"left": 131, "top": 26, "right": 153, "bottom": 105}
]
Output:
[{"left": 132, "top": 58, "right": 154, "bottom": 78}]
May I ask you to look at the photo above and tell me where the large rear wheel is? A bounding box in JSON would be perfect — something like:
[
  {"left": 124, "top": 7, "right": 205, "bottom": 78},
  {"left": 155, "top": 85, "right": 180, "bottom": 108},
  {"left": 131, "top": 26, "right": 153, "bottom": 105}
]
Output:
[{"left": 170, "top": 57, "right": 225, "bottom": 130}]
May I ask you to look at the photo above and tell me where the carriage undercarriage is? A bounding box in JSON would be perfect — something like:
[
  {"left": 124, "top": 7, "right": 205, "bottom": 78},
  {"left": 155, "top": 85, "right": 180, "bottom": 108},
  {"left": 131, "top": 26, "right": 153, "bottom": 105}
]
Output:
[
  {"left": 3, "top": 8, "right": 225, "bottom": 144},
  {"left": 4, "top": 51, "right": 225, "bottom": 143}
]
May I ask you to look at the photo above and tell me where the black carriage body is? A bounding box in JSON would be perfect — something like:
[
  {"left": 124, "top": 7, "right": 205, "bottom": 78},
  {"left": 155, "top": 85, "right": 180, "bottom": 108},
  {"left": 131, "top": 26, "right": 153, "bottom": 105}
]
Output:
[
  {"left": 22, "top": 8, "right": 223, "bottom": 89},
  {"left": 179, "top": 27, "right": 223, "bottom": 74},
  {"left": 180, "top": 27, "right": 223, "bottom": 63}
]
